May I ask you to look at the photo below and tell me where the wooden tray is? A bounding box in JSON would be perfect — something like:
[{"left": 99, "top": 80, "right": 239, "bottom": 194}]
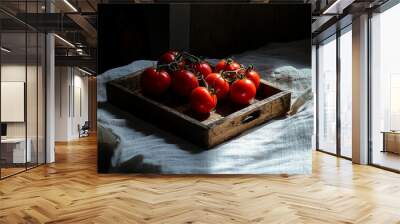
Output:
[{"left": 107, "top": 70, "right": 291, "bottom": 148}]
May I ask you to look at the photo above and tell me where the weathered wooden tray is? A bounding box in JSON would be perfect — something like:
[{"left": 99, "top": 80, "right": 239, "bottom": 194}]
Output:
[{"left": 107, "top": 70, "right": 291, "bottom": 148}]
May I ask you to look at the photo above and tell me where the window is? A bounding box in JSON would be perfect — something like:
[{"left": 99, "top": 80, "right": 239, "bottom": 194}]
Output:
[
  {"left": 316, "top": 25, "right": 353, "bottom": 159},
  {"left": 317, "top": 35, "right": 337, "bottom": 154},
  {"left": 370, "top": 2, "right": 400, "bottom": 171},
  {"left": 339, "top": 27, "right": 352, "bottom": 158}
]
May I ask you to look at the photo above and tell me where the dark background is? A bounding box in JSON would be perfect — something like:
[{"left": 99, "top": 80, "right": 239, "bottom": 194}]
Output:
[{"left": 98, "top": 3, "right": 311, "bottom": 74}]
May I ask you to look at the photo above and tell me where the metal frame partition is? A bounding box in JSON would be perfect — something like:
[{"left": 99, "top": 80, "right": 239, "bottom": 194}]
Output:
[
  {"left": 315, "top": 23, "right": 353, "bottom": 161},
  {"left": 0, "top": 1, "right": 47, "bottom": 180},
  {"left": 316, "top": 0, "right": 400, "bottom": 172},
  {"left": 367, "top": 10, "right": 373, "bottom": 166}
]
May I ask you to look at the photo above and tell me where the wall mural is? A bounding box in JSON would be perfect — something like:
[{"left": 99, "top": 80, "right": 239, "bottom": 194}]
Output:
[{"left": 97, "top": 3, "right": 313, "bottom": 174}]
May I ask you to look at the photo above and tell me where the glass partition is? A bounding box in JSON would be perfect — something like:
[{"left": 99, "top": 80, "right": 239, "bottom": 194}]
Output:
[
  {"left": 1, "top": 31, "right": 28, "bottom": 177},
  {"left": 370, "top": 3, "right": 400, "bottom": 171},
  {"left": 38, "top": 32, "right": 45, "bottom": 165},
  {"left": 339, "top": 27, "right": 352, "bottom": 158},
  {"left": 317, "top": 35, "right": 337, "bottom": 154},
  {"left": 27, "top": 30, "right": 38, "bottom": 169},
  {"left": 0, "top": 2, "right": 46, "bottom": 179},
  {"left": 26, "top": 0, "right": 40, "bottom": 170},
  {"left": 316, "top": 25, "right": 353, "bottom": 159}
]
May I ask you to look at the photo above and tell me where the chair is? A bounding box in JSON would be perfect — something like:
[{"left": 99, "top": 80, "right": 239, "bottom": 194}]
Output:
[{"left": 78, "top": 121, "right": 90, "bottom": 138}]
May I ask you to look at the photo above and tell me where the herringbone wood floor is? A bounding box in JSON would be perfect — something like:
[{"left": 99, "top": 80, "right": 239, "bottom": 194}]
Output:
[{"left": 1, "top": 135, "right": 400, "bottom": 224}]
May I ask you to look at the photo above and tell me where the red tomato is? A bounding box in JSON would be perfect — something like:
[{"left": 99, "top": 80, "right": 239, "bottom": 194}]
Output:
[
  {"left": 158, "top": 50, "right": 179, "bottom": 65},
  {"left": 215, "top": 59, "right": 241, "bottom": 73},
  {"left": 171, "top": 70, "right": 199, "bottom": 97},
  {"left": 244, "top": 68, "right": 260, "bottom": 89},
  {"left": 230, "top": 79, "right": 257, "bottom": 105},
  {"left": 205, "top": 73, "right": 230, "bottom": 100},
  {"left": 191, "top": 61, "right": 213, "bottom": 78},
  {"left": 141, "top": 67, "right": 171, "bottom": 95},
  {"left": 190, "top": 87, "right": 217, "bottom": 114}
]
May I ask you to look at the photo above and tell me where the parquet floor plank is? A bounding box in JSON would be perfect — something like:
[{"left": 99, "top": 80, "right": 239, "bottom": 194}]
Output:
[{"left": 1, "top": 135, "right": 400, "bottom": 223}]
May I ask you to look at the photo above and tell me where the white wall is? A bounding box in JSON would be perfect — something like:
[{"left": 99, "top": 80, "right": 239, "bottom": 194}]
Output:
[
  {"left": 1, "top": 64, "right": 36, "bottom": 138},
  {"left": 1, "top": 64, "right": 26, "bottom": 81},
  {"left": 55, "top": 66, "right": 89, "bottom": 141},
  {"left": 1, "top": 63, "right": 46, "bottom": 164},
  {"left": 55, "top": 66, "right": 69, "bottom": 141},
  {"left": 70, "top": 72, "right": 89, "bottom": 139},
  {"left": 1, "top": 65, "right": 26, "bottom": 141}
]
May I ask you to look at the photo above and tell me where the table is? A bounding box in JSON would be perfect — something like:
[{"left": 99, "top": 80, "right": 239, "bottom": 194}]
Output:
[
  {"left": 1, "top": 138, "right": 31, "bottom": 164},
  {"left": 381, "top": 131, "right": 400, "bottom": 154}
]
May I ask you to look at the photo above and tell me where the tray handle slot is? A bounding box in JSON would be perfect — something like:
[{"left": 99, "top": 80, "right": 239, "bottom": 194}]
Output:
[{"left": 241, "top": 110, "right": 261, "bottom": 124}]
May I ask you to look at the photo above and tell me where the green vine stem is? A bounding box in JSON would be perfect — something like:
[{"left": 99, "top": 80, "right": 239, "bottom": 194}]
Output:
[
  {"left": 226, "top": 58, "right": 234, "bottom": 64},
  {"left": 198, "top": 73, "right": 209, "bottom": 88},
  {"left": 181, "top": 52, "right": 202, "bottom": 63},
  {"left": 221, "top": 68, "right": 243, "bottom": 83},
  {"left": 156, "top": 63, "right": 171, "bottom": 71},
  {"left": 247, "top": 64, "right": 254, "bottom": 72}
]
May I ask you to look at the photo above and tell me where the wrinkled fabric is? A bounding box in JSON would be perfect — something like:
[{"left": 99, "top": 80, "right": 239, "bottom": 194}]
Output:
[{"left": 97, "top": 40, "right": 313, "bottom": 174}]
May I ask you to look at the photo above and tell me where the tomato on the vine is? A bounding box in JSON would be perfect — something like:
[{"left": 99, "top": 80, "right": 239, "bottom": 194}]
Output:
[
  {"left": 215, "top": 58, "right": 241, "bottom": 73},
  {"left": 158, "top": 50, "right": 179, "bottom": 65},
  {"left": 141, "top": 67, "right": 171, "bottom": 95},
  {"left": 230, "top": 79, "right": 257, "bottom": 105},
  {"left": 190, "top": 87, "right": 217, "bottom": 114},
  {"left": 191, "top": 61, "right": 213, "bottom": 78},
  {"left": 205, "top": 73, "right": 230, "bottom": 100},
  {"left": 243, "top": 66, "right": 260, "bottom": 89},
  {"left": 171, "top": 69, "right": 199, "bottom": 97}
]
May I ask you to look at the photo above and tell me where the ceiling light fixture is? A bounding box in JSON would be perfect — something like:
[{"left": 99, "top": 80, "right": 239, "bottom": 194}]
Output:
[
  {"left": 322, "top": 0, "right": 354, "bottom": 15},
  {"left": 1, "top": 47, "right": 11, "bottom": 53},
  {"left": 323, "top": 0, "right": 342, "bottom": 14},
  {"left": 63, "top": 0, "right": 78, "bottom": 12},
  {"left": 78, "top": 67, "right": 93, "bottom": 76},
  {"left": 54, "top": 34, "right": 75, "bottom": 48},
  {"left": 76, "top": 48, "right": 86, "bottom": 56}
]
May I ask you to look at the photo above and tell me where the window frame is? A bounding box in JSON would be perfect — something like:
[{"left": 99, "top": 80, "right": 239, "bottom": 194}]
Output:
[
  {"left": 367, "top": 0, "right": 400, "bottom": 173},
  {"left": 315, "top": 24, "right": 353, "bottom": 161}
]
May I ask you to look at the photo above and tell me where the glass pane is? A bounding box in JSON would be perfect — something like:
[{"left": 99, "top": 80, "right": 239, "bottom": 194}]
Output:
[
  {"left": 371, "top": 3, "right": 400, "bottom": 171},
  {"left": 318, "top": 36, "right": 337, "bottom": 154},
  {"left": 27, "top": 31, "right": 38, "bottom": 169},
  {"left": 38, "top": 33, "right": 45, "bottom": 165},
  {"left": 340, "top": 29, "right": 352, "bottom": 158},
  {"left": 1, "top": 31, "right": 27, "bottom": 177}
]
